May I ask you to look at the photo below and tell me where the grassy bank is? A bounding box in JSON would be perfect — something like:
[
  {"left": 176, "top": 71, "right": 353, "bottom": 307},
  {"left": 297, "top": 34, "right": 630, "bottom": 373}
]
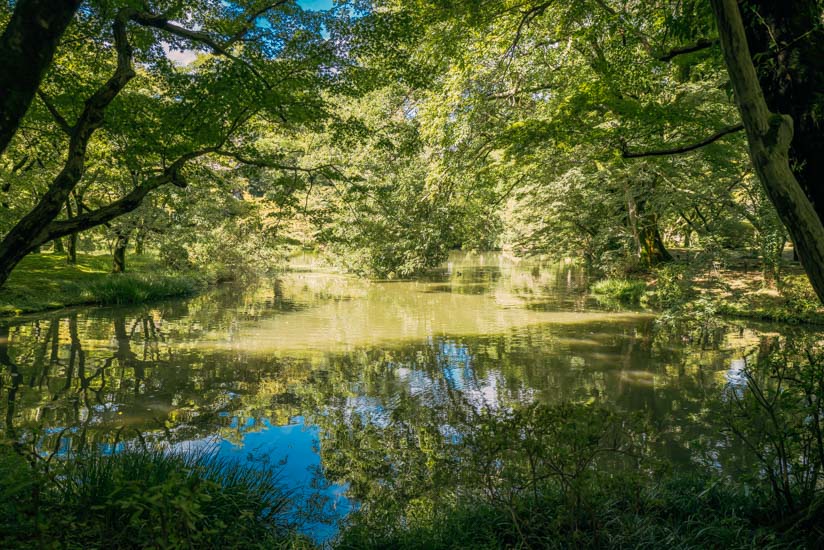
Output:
[
  {"left": 591, "top": 263, "right": 824, "bottom": 325},
  {"left": 0, "top": 253, "right": 209, "bottom": 316}
]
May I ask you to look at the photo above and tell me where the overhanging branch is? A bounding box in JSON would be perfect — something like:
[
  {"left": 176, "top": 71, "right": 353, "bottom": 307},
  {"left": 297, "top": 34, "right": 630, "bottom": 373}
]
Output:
[
  {"left": 622, "top": 123, "right": 744, "bottom": 158},
  {"left": 656, "top": 38, "right": 719, "bottom": 62},
  {"left": 40, "top": 146, "right": 221, "bottom": 244}
]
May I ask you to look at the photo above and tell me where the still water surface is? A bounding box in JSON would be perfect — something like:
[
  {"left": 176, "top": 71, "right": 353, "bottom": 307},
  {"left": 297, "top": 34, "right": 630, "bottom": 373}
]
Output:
[{"left": 0, "top": 253, "right": 794, "bottom": 539}]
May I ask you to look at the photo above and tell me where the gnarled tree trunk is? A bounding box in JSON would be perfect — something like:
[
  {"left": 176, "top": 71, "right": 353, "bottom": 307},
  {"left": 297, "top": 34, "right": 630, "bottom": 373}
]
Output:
[
  {"left": 639, "top": 216, "right": 672, "bottom": 267},
  {"left": 740, "top": 1, "right": 824, "bottom": 220},
  {"left": 711, "top": 0, "right": 824, "bottom": 303}
]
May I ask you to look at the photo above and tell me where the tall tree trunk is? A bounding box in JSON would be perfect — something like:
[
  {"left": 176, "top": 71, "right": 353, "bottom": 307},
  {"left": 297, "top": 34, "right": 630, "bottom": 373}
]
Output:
[
  {"left": 67, "top": 233, "right": 77, "bottom": 265},
  {"left": 0, "top": 0, "right": 81, "bottom": 155},
  {"left": 639, "top": 217, "right": 672, "bottom": 266},
  {"left": 112, "top": 232, "right": 129, "bottom": 273},
  {"left": 623, "top": 183, "right": 644, "bottom": 266},
  {"left": 134, "top": 230, "right": 144, "bottom": 255},
  {"left": 637, "top": 193, "right": 672, "bottom": 266},
  {"left": 53, "top": 237, "right": 64, "bottom": 253},
  {"left": 711, "top": 0, "right": 824, "bottom": 303}
]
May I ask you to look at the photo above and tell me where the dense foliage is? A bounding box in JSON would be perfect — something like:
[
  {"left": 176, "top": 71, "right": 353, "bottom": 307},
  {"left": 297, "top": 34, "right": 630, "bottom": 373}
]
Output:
[
  {"left": 2, "top": 0, "right": 824, "bottom": 548},
  {"left": 1, "top": 0, "right": 821, "bottom": 291}
]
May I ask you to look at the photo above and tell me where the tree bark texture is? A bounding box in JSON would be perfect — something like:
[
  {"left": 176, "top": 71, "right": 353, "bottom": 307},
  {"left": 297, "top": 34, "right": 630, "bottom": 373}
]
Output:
[{"left": 711, "top": 0, "right": 824, "bottom": 303}]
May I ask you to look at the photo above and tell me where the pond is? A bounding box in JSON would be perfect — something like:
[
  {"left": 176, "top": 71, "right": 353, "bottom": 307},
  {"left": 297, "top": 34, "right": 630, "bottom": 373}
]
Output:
[{"left": 0, "top": 252, "right": 802, "bottom": 541}]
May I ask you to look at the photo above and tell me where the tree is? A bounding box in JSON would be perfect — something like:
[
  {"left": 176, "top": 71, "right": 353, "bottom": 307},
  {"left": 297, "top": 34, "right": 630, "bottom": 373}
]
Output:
[
  {"left": 0, "top": 0, "right": 82, "bottom": 155},
  {"left": 0, "top": 1, "right": 339, "bottom": 287},
  {"left": 710, "top": 0, "right": 824, "bottom": 302},
  {"left": 360, "top": 1, "right": 747, "bottom": 272}
]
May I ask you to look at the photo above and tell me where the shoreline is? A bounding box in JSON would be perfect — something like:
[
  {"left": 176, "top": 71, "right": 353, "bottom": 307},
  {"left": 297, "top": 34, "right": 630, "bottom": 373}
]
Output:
[{"left": 0, "top": 252, "right": 211, "bottom": 318}]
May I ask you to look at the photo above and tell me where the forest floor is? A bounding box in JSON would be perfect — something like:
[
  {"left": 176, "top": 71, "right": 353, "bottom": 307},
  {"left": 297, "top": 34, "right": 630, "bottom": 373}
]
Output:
[
  {"left": 653, "top": 249, "right": 824, "bottom": 325},
  {"left": 0, "top": 253, "right": 207, "bottom": 316}
]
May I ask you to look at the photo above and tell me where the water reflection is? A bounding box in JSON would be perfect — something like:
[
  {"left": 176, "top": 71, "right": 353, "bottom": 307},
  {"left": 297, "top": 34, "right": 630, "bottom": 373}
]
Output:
[{"left": 0, "top": 252, "right": 808, "bottom": 539}]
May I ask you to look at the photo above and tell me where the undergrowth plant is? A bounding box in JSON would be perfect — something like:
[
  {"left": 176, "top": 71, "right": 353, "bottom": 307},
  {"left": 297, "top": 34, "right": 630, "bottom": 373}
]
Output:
[
  {"left": 723, "top": 340, "right": 824, "bottom": 540},
  {"left": 0, "top": 446, "right": 306, "bottom": 549}
]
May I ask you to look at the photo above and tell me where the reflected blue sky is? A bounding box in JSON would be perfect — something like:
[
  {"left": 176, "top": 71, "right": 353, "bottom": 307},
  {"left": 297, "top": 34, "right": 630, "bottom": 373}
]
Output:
[
  {"left": 221, "top": 418, "right": 352, "bottom": 542},
  {"left": 183, "top": 416, "right": 352, "bottom": 543}
]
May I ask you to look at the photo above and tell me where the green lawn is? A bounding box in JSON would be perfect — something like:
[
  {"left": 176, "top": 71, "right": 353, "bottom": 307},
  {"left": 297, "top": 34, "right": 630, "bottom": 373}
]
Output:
[{"left": 0, "top": 253, "right": 205, "bottom": 316}]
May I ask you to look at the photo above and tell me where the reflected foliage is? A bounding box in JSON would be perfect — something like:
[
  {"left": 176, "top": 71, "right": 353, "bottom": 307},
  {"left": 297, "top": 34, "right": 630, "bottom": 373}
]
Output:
[
  {"left": 332, "top": 402, "right": 789, "bottom": 549},
  {"left": 724, "top": 339, "right": 824, "bottom": 524}
]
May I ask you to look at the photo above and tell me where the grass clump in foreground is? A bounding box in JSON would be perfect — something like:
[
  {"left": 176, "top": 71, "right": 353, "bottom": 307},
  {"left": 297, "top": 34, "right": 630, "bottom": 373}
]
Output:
[
  {"left": 0, "top": 252, "right": 207, "bottom": 315},
  {"left": 0, "top": 446, "right": 309, "bottom": 549},
  {"left": 590, "top": 278, "right": 647, "bottom": 305},
  {"left": 337, "top": 474, "right": 781, "bottom": 550}
]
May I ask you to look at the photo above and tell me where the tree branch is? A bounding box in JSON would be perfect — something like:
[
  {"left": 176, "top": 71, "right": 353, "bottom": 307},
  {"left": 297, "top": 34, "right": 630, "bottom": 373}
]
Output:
[
  {"left": 129, "top": 7, "right": 276, "bottom": 89},
  {"left": 509, "top": 1, "right": 555, "bottom": 54},
  {"left": 656, "top": 38, "right": 719, "bottom": 62},
  {"left": 36, "top": 91, "right": 72, "bottom": 135},
  {"left": 40, "top": 146, "right": 220, "bottom": 243},
  {"left": 42, "top": 174, "right": 172, "bottom": 242},
  {"left": 622, "top": 123, "right": 744, "bottom": 158},
  {"left": 215, "top": 150, "right": 344, "bottom": 180}
]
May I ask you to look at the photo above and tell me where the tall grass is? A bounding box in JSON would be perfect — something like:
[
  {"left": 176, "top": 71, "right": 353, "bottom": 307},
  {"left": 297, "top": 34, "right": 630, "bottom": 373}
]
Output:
[
  {"left": 80, "top": 273, "right": 202, "bottom": 305},
  {"left": 336, "top": 475, "right": 780, "bottom": 550},
  {"left": 0, "top": 446, "right": 308, "bottom": 549}
]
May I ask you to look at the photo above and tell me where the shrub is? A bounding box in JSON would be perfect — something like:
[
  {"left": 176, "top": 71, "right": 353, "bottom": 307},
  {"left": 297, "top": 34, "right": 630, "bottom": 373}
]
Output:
[
  {"left": 642, "top": 263, "right": 694, "bottom": 310},
  {"left": 723, "top": 341, "right": 824, "bottom": 524}
]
